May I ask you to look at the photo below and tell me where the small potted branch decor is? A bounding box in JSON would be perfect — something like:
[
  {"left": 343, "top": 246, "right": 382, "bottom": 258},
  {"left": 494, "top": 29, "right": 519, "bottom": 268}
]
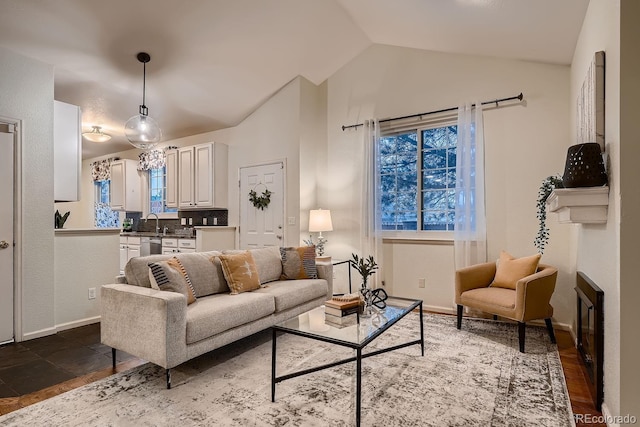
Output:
[
  {"left": 534, "top": 175, "right": 564, "bottom": 254},
  {"left": 350, "top": 253, "right": 378, "bottom": 317}
]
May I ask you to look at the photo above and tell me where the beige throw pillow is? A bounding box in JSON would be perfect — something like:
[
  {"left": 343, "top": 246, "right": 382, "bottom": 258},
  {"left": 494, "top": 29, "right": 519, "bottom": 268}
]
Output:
[
  {"left": 218, "top": 251, "right": 261, "bottom": 294},
  {"left": 490, "top": 250, "right": 541, "bottom": 290},
  {"left": 148, "top": 257, "right": 197, "bottom": 304}
]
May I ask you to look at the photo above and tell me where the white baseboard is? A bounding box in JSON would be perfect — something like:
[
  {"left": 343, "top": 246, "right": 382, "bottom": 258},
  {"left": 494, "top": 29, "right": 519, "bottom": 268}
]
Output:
[
  {"left": 55, "top": 316, "right": 101, "bottom": 333},
  {"left": 19, "top": 316, "right": 101, "bottom": 341},
  {"left": 21, "top": 326, "right": 57, "bottom": 341}
]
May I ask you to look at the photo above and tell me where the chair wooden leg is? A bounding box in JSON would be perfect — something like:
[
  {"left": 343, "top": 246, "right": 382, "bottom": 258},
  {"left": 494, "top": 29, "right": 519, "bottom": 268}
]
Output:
[
  {"left": 456, "top": 305, "right": 463, "bottom": 329},
  {"left": 545, "top": 318, "right": 556, "bottom": 344},
  {"left": 518, "top": 322, "right": 525, "bottom": 353}
]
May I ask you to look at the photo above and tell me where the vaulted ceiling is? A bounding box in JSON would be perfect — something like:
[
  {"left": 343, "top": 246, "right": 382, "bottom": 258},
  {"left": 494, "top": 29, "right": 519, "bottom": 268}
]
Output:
[{"left": 0, "top": 0, "right": 590, "bottom": 158}]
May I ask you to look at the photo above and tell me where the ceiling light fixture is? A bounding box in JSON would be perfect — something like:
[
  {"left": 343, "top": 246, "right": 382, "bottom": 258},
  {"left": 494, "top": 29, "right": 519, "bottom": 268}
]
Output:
[
  {"left": 124, "top": 52, "right": 162, "bottom": 150},
  {"left": 82, "top": 126, "right": 112, "bottom": 143}
]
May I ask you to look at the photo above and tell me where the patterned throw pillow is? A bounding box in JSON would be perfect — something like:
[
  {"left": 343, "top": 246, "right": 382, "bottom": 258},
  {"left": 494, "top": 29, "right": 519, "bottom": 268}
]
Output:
[
  {"left": 280, "top": 246, "right": 318, "bottom": 280},
  {"left": 148, "top": 257, "right": 197, "bottom": 305},
  {"left": 490, "top": 250, "right": 541, "bottom": 290},
  {"left": 218, "top": 251, "right": 261, "bottom": 294}
]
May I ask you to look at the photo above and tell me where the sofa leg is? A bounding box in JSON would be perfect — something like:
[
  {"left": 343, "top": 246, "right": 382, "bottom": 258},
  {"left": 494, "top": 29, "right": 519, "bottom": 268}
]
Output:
[
  {"left": 456, "top": 305, "right": 463, "bottom": 329},
  {"left": 518, "top": 322, "right": 526, "bottom": 353},
  {"left": 545, "top": 318, "right": 557, "bottom": 344},
  {"left": 493, "top": 315, "right": 498, "bottom": 321},
  {"left": 111, "top": 348, "right": 116, "bottom": 369},
  {"left": 166, "top": 369, "right": 171, "bottom": 389}
]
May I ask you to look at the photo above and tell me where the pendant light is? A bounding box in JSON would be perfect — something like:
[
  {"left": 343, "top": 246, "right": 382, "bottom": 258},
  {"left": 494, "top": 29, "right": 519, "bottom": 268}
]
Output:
[
  {"left": 124, "top": 52, "right": 162, "bottom": 149},
  {"left": 82, "top": 126, "right": 111, "bottom": 143}
]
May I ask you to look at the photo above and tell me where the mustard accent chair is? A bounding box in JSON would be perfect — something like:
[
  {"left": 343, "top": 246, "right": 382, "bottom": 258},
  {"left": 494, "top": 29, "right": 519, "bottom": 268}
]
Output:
[{"left": 455, "top": 262, "right": 558, "bottom": 352}]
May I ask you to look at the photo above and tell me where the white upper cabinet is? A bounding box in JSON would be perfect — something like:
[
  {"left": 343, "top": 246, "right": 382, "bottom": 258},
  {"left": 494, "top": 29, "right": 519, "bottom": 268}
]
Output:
[
  {"left": 53, "top": 101, "right": 81, "bottom": 202},
  {"left": 165, "top": 149, "right": 178, "bottom": 209},
  {"left": 110, "top": 159, "right": 142, "bottom": 211},
  {"left": 172, "top": 142, "right": 228, "bottom": 210}
]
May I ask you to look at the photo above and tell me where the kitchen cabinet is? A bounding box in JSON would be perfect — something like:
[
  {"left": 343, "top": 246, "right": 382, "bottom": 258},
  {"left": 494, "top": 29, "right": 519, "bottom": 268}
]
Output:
[
  {"left": 54, "top": 100, "right": 81, "bottom": 202},
  {"left": 110, "top": 159, "right": 142, "bottom": 212},
  {"left": 162, "top": 237, "right": 196, "bottom": 254},
  {"left": 171, "top": 142, "right": 228, "bottom": 210},
  {"left": 165, "top": 149, "right": 178, "bottom": 209},
  {"left": 119, "top": 236, "right": 141, "bottom": 274}
]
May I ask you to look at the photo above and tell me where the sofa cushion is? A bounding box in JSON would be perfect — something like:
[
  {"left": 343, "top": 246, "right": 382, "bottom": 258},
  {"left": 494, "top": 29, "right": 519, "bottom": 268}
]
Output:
[
  {"left": 280, "top": 246, "right": 318, "bottom": 280},
  {"left": 219, "top": 251, "right": 261, "bottom": 294},
  {"left": 124, "top": 251, "right": 227, "bottom": 296},
  {"left": 250, "top": 246, "right": 283, "bottom": 284},
  {"left": 176, "top": 251, "right": 228, "bottom": 297},
  {"left": 185, "top": 292, "right": 275, "bottom": 344},
  {"left": 490, "top": 251, "right": 541, "bottom": 290},
  {"left": 148, "top": 257, "right": 197, "bottom": 305},
  {"left": 255, "top": 279, "right": 327, "bottom": 312}
]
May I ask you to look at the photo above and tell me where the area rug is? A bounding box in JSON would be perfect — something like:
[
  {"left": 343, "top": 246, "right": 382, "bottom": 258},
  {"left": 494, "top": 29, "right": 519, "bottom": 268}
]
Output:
[{"left": 0, "top": 313, "right": 574, "bottom": 426}]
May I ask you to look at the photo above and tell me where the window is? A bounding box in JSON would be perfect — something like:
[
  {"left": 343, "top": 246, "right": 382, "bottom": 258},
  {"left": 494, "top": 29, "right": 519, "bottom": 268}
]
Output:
[
  {"left": 94, "top": 180, "right": 119, "bottom": 228},
  {"left": 149, "top": 167, "right": 177, "bottom": 215},
  {"left": 378, "top": 123, "right": 457, "bottom": 232}
]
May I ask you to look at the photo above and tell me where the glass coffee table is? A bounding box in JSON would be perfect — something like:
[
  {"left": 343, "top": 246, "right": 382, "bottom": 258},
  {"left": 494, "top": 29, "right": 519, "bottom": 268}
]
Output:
[{"left": 271, "top": 296, "right": 423, "bottom": 427}]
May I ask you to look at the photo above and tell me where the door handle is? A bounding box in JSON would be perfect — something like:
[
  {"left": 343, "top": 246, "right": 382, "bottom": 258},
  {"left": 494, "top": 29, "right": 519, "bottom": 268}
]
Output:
[{"left": 0, "top": 240, "right": 10, "bottom": 249}]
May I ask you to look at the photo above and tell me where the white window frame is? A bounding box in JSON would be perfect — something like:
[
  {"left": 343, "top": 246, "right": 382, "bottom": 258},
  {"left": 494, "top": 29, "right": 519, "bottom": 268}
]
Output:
[
  {"left": 379, "top": 115, "right": 458, "bottom": 241},
  {"left": 146, "top": 167, "right": 178, "bottom": 219}
]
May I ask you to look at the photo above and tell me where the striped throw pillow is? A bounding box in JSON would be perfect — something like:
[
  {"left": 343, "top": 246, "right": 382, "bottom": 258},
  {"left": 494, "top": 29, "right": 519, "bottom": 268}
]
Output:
[
  {"left": 148, "top": 257, "right": 197, "bottom": 304},
  {"left": 280, "top": 246, "right": 318, "bottom": 280}
]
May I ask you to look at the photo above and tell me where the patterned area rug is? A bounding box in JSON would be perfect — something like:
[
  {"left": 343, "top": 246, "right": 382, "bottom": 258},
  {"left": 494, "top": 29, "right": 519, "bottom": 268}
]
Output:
[{"left": 0, "top": 313, "right": 574, "bottom": 426}]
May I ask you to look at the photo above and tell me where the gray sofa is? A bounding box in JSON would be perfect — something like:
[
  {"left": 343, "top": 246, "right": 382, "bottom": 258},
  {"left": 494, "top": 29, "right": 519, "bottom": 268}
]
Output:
[{"left": 101, "top": 246, "right": 332, "bottom": 388}]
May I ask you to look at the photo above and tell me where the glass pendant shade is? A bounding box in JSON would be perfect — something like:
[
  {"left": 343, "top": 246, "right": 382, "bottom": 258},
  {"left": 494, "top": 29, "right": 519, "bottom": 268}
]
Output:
[
  {"left": 125, "top": 52, "right": 162, "bottom": 150},
  {"left": 124, "top": 113, "right": 161, "bottom": 149}
]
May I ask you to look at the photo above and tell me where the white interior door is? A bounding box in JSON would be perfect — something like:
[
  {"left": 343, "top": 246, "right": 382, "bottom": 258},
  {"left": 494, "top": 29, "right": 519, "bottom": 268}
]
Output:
[
  {"left": 0, "top": 130, "right": 14, "bottom": 343},
  {"left": 240, "top": 162, "right": 284, "bottom": 249}
]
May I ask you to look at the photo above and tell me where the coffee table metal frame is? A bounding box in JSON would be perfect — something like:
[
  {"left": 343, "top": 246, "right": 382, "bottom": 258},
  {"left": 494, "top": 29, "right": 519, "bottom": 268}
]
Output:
[{"left": 271, "top": 297, "right": 424, "bottom": 427}]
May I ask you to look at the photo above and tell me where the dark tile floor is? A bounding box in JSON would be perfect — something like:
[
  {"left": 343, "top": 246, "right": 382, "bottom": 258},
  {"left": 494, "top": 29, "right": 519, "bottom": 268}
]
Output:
[{"left": 0, "top": 323, "right": 134, "bottom": 397}]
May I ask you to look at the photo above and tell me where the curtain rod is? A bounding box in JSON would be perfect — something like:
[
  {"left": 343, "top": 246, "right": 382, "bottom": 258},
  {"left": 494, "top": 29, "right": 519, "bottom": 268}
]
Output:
[{"left": 341, "top": 92, "right": 524, "bottom": 131}]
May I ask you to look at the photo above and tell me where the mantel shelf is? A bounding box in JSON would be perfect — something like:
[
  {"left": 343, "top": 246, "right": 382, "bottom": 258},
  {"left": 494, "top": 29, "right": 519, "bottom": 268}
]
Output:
[{"left": 546, "top": 186, "right": 609, "bottom": 224}]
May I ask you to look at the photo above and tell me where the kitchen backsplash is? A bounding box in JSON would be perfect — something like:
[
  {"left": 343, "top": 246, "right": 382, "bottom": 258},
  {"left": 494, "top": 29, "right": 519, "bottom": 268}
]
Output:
[{"left": 125, "top": 209, "right": 228, "bottom": 233}]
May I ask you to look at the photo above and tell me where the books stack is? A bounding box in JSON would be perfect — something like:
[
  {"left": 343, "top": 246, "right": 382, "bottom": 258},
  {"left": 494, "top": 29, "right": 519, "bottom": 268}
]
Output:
[{"left": 324, "top": 294, "right": 361, "bottom": 326}]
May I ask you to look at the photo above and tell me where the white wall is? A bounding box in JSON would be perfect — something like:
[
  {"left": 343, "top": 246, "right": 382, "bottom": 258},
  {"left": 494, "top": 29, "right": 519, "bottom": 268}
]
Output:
[
  {"left": 325, "top": 44, "right": 574, "bottom": 323},
  {"left": 54, "top": 232, "right": 119, "bottom": 328},
  {"left": 0, "top": 47, "right": 56, "bottom": 339},
  {"left": 570, "top": 0, "right": 627, "bottom": 418}
]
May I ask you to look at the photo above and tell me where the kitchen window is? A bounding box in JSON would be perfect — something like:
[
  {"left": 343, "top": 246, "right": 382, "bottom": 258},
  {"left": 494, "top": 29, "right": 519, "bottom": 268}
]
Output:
[
  {"left": 94, "top": 180, "right": 119, "bottom": 228},
  {"left": 149, "top": 167, "right": 177, "bottom": 216}
]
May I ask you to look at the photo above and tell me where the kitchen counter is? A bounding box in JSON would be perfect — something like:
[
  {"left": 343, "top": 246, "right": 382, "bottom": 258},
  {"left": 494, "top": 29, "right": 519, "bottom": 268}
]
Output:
[
  {"left": 120, "top": 231, "right": 196, "bottom": 239},
  {"left": 56, "top": 228, "right": 120, "bottom": 235}
]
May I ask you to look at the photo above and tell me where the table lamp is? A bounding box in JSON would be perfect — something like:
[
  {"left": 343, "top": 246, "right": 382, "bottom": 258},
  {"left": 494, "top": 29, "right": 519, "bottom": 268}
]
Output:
[{"left": 308, "top": 208, "right": 333, "bottom": 258}]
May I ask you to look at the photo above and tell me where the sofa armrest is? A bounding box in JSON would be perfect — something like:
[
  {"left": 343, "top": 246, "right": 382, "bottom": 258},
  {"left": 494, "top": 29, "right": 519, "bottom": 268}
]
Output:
[
  {"left": 455, "top": 261, "right": 497, "bottom": 302},
  {"left": 316, "top": 261, "right": 334, "bottom": 297},
  {"left": 515, "top": 265, "right": 558, "bottom": 322},
  {"left": 100, "top": 284, "right": 188, "bottom": 369}
]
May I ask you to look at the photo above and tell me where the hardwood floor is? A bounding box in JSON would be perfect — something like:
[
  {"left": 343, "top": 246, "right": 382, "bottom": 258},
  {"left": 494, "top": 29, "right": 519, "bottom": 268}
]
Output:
[{"left": 0, "top": 323, "right": 604, "bottom": 425}]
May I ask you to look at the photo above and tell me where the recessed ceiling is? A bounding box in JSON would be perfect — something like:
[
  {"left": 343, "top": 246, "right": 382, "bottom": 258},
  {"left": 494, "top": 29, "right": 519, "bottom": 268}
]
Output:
[{"left": 0, "top": 0, "right": 589, "bottom": 159}]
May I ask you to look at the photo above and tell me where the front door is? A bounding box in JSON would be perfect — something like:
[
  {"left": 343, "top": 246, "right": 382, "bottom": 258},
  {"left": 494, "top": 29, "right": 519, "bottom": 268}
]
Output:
[
  {"left": 0, "top": 130, "right": 14, "bottom": 343},
  {"left": 239, "top": 162, "right": 284, "bottom": 249}
]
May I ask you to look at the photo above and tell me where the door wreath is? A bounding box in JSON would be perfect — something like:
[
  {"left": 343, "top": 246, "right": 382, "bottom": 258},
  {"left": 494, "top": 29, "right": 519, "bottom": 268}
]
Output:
[{"left": 249, "top": 184, "right": 272, "bottom": 210}]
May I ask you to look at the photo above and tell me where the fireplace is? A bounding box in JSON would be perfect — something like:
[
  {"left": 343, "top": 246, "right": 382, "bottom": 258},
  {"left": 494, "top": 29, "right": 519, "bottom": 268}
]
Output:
[{"left": 575, "top": 271, "right": 604, "bottom": 410}]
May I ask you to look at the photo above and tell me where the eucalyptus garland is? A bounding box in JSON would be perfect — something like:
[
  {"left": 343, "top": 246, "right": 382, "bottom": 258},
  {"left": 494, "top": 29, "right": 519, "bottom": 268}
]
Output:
[
  {"left": 534, "top": 175, "right": 564, "bottom": 254},
  {"left": 249, "top": 188, "right": 272, "bottom": 210}
]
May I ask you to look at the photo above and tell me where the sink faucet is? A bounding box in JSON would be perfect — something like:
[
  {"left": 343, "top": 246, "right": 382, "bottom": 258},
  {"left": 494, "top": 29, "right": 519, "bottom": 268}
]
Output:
[{"left": 145, "top": 213, "right": 160, "bottom": 235}]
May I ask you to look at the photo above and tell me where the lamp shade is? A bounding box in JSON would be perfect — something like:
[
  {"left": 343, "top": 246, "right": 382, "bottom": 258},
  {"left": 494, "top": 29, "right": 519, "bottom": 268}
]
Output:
[
  {"left": 309, "top": 209, "right": 333, "bottom": 232},
  {"left": 82, "top": 126, "right": 111, "bottom": 143}
]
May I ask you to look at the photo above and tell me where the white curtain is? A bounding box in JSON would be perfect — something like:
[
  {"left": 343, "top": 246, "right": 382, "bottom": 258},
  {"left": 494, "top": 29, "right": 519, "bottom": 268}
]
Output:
[
  {"left": 454, "top": 103, "right": 487, "bottom": 269},
  {"left": 360, "top": 119, "right": 384, "bottom": 287}
]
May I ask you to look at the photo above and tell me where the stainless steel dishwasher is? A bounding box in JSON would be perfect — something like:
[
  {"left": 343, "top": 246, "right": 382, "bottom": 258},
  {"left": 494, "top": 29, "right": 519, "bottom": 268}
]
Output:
[{"left": 140, "top": 236, "right": 162, "bottom": 256}]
